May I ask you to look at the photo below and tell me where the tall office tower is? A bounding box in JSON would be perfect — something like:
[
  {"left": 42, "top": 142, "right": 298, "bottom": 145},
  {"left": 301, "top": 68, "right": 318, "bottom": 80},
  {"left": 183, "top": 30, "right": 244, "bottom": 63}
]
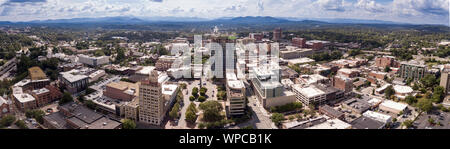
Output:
[
  {"left": 210, "top": 36, "right": 236, "bottom": 78},
  {"left": 440, "top": 65, "right": 450, "bottom": 95},
  {"left": 272, "top": 28, "right": 282, "bottom": 42},
  {"left": 139, "top": 70, "right": 164, "bottom": 125}
]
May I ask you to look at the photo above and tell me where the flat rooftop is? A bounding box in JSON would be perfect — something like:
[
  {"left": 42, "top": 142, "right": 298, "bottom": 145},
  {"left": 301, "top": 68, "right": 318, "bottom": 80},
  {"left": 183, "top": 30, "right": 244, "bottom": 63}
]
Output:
[
  {"left": 32, "top": 88, "right": 50, "bottom": 95},
  {"left": 363, "top": 110, "right": 392, "bottom": 123},
  {"left": 28, "top": 66, "right": 47, "bottom": 80},
  {"left": 136, "top": 66, "right": 156, "bottom": 75},
  {"left": 293, "top": 85, "right": 325, "bottom": 98},
  {"left": 380, "top": 100, "right": 408, "bottom": 111},
  {"left": 306, "top": 118, "right": 351, "bottom": 129},
  {"left": 286, "top": 57, "right": 315, "bottom": 64},
  {"left": 13, "top": 93, "right": 35, "bottom": 103},
  {"left": 162, "top": 84, "right": 178, "bottom": 96},
  {"left": 60, "top": 70, "right": 89, "bottom": 83},
  {"left": 350, "top": 116, "right": 385, "bottom": 129}
]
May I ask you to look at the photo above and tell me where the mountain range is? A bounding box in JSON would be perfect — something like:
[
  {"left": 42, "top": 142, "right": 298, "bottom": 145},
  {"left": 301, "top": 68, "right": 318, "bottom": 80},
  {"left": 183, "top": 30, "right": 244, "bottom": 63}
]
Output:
[{"left": 7, "top": 16, "right": 411, "bottom": 25}]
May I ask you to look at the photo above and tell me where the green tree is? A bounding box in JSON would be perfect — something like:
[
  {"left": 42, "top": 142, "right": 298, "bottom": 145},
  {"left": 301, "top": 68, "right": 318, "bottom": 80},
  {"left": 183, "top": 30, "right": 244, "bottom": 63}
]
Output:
[
  {"left": 402, "top": 120, "right": 413, "bottom": 128},
  {"left": 405, "top": 95, "right": 417, "bottom": 105},
  {"left": 217, "top": 91, "right": 227, "bottom": 100},
  {"left": 200, "top": 87, "right": 207, "bottom": 96},
  {"left": 192, "top": 87, "right": 199, "bottom": 97},
  {"left": 271, "top": 113, "right": 285, "bottom": 126},
  {"left": 288, "top": 115, "right": 295, "bottom": 121},
  {"left": 198, "top": 96, "right": 207, "bottom": 102},
  {"left": 199, "top": 101, "right": 223, "bottom": 122},
  {"left": 185, "top": 103, "right": 198, "bottom": 124},
  {"left": 185, "top": 110, "right": 197, "bottom": 123},
  {"left": 15, "top": 120, "right": 28, "bottom": 129},
  {"left": 384, "top": 85, "right": 395, "bottom": 99},
  {"left": 169, "top": 108, "right": 179, "bottom": 120},
  {"left": 189, "top": 96, "right": 196, "bottom": 101},
  {"left": 25, "top": 110, "right": 45, "bottom": 124},
  {"left": 121, "top": 119, "right": 137, "bottom": 129},
  {"left": 384, "top": 66, "right": 391, "bottom": 72},
  {"left": 432, "top": 86, "right": 445, "bottom": 103},
  {"left": 412, "top": 83, "right": 419, "bottom": 90},
  {"left": 60, "top": 92, "right": 74, "bottom": 105},
  {"left": 420, "top": 74, "right": 437, "bottom": 89},
  {"left": 179, "top": 83, "right": 187, "bottom": 90},
  {"left": 417, "top": 98, "right": 433, "bottom": 113},
  {"left": 0, "top": 115, "right": 16, "bottom": 127}
]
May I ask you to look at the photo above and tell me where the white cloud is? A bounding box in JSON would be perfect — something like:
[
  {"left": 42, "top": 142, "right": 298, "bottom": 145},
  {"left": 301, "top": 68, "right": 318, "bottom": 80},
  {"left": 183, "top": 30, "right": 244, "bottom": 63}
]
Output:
[
  {"left": 355, "top": 0, "right": 385, "bottom": 13},
  {"left": 314, "top": 0, "right": 346, "bottom": 12},
  {"left": 0, "top": 0, "right": 447, "bottom": 25}
]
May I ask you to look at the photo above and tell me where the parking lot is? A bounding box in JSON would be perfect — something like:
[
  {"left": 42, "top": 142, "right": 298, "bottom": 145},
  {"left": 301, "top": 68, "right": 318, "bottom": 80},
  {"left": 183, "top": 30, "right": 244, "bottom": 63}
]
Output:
[{"left": 414, "top": 111, "right": 450, "bottom": 129}]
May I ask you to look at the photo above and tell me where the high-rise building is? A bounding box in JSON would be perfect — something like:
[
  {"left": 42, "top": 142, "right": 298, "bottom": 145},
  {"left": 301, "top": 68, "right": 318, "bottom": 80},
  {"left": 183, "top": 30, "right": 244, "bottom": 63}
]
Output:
[
  {"left": 210, "top": 36, "right": 236, "bottom": 78},
  {"left": 139, "top": 70, "right": 164, "bottom": 125},
  {"left": 440, "top": 65, "right": 450, "bottom": 95},
  {"left": 272, "top": 28, "right": 282, "bottom": 41}
]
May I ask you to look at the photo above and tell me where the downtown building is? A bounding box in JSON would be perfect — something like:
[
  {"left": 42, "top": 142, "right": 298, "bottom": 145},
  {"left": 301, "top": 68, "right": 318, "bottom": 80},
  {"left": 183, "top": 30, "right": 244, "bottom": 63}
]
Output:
[
  {"left": 292, "top": 83, "right": 344, "bottom": 106},
  {"left": 250, "top": 63, "right": 296, "bottom": 108},
  {"left": 59, "top": 69, "right": 89, "bottom": 94},
  {"left": 139, "top": 70, "right": 164, "bottom": 125},
  {"left": 226, "top": 72, "right": 246, "bottom": 117},
  {"left": 78, "top": 54, "right": 110, "bottom": 67},
  {"left": 440, "top": 64, "right": 450, "bottom": 95},
  {"left": 399, "top": 61, "right": 427, "bottom": 81}
]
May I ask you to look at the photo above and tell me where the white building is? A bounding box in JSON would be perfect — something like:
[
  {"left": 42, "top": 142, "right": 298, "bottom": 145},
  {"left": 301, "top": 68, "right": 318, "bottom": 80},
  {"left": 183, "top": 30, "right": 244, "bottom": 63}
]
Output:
[
  {"left": 379, "top": 100, "right": 408, "bottom": 114},
  {"left": 88, "top": 70, "right": 106, "bottom": 83},
  {"left": 78, "top": 54, "right": 110, "bottom": 67},
  {"left": 292, "top": 84, "right": 326, "bottom": 106},
  {"left": 12, "top": 93, "right": 36, "bottom": 111},
  {"left": 393, "top": 85, "right": 413, "bottom": 99},
  {"left": 363, "top": 111, "right": 392, "bottom": 124}
]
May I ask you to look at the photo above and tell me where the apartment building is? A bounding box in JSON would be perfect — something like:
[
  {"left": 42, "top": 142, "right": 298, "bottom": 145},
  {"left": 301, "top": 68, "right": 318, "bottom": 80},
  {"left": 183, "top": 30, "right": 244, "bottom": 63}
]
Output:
[
  {"left": 399, "top": 61, "right": 427, "bottom": 81},
  {"left": 30, "top": 85, "right": 63, "bottom": 107}
]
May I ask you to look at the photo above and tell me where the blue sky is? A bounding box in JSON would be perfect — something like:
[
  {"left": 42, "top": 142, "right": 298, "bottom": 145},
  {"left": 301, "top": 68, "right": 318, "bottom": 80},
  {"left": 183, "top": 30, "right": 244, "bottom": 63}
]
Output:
[{"left": 0, "top": 0, "right": 448, "bottom": 25}]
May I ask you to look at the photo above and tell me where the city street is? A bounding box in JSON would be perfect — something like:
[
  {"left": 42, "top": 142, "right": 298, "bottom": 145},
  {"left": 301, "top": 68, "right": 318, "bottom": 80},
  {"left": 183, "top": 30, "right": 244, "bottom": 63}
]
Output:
[
  {"left": 165, "top": 80, "right": 196, "bottom": 129},
  {"left": 231, "top": 85, "right": 277, "bottom": 129}
]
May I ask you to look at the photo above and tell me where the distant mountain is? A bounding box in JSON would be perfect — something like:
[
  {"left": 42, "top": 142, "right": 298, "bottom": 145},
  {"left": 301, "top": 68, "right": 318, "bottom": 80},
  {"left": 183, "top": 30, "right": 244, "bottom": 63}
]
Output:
[
  {"left": 141, "top": 16, "right": 211, "bottom": 22},
  {"left": 214, "top": 16, "right": 291, "bottom": 24},
  {"left": 282, "top": 17, "right": 405, "bottom": 25},
  {"left": 27, "top": 16, "right": 146, "bottom": 24},
  {"left": 314, "top": 18, "right": 404, "bottom": 24},
  {"left": 16, "top": 16, "right": 407, "bottom": 25}
]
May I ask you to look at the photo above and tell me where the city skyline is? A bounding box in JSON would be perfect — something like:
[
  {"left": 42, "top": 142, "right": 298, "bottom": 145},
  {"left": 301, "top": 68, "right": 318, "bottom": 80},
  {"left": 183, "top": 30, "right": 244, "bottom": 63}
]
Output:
[{"left": 0, "top": 0, "right": 448, "bottom": 25}]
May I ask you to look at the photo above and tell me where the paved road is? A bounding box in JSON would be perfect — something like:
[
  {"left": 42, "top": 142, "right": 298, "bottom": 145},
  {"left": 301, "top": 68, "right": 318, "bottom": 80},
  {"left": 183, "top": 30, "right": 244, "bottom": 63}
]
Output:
[
  {"left": 231, "top": 86, "right": 277, "bottom": 129},
  {"left": 0, "top": 58, "right": 16, "bottom": 80},
  {"left": 168, "top": 80, "right": 196, "bottom": 129}
]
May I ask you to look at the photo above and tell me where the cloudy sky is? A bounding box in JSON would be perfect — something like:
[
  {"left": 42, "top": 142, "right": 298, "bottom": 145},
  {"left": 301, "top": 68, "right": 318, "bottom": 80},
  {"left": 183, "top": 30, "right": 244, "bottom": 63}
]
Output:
[{"left": 0, "top": 0, "right": 448, "bottom": 25}]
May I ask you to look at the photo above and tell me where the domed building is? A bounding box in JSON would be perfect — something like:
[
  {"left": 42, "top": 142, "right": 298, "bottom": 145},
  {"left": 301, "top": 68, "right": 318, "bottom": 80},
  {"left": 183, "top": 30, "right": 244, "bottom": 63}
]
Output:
[{"left": 393, "top": 85, "right": 413, "bottom": 99}]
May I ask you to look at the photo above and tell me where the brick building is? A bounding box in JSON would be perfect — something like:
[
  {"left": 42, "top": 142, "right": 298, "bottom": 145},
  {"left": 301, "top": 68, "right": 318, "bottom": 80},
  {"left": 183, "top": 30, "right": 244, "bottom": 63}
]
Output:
[{"left": 292, "top": 38, "right": 306, "bottom": 48}]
